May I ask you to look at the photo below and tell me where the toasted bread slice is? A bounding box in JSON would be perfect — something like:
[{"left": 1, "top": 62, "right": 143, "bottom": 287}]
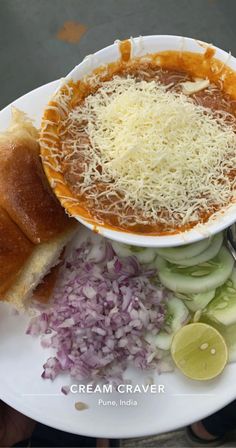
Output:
[
  {"left": 32, "top": 257, "right": 64, "bottom": 304},
  {"left": 0, "top": 207, "right": 33, "bottom": 297},
  {"left": 0, "top": 109, "right": 73, "bottom": 244},
  {"left": 0, "top": 109, "right": 79, "bottom": 308},
  {"left": 3, "top": 224, "right": 77, "bottom": 308}
]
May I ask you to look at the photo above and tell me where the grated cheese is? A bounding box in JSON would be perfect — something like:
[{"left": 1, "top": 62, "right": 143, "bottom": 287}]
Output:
[{"left": 45, "top": 76, "right": 236, "bottom": 228}]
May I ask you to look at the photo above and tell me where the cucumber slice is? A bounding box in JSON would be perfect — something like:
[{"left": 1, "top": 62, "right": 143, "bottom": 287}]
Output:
[
  {"left": 110, "top": 240, "right": 131, "bottom": 258},
  {"left": 231, "top": 268, "right": 236, "bottom": 289},
  {"left": 146, "top": 298, "right": 189, "bottom": 350},
  {"left": 221, "top": 324, "right": 236, "bottom": 363},
  {"left": 183, "top": 290, "right": 216, "bottom": 312},
  {"left": 156, "top": 246, "right": 234, "bottom": 294},
  {"left": 130, "top": 246, "right": 156, "bottom": 264},
  {"left": 153, "top": 331, "right": 174, "bottom": 350},
  {"left": 166, "top": 297, "right": 189, "bottom": 332},
  {"left": 164, "top": 233, "right": 223, "bottom": 266},
  {"left": 110, "top": 241, "right": 156, "bottom": 264},
  {"left": 200, "top": 317, "right": 236, "bottom": 363},
  {"left": 155, "top": 237, "right": 212, "bottom": 262},
  {"left": 145, "top": 330, "right": 173, "bottom": 350},
  {"left": 204, "top": 280, "right": 236, "bottom": 326}
]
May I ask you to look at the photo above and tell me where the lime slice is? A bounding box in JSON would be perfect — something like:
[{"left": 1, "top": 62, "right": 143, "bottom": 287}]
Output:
[{"left": 171, "top": 323, "right": 228, "bottom": 381}]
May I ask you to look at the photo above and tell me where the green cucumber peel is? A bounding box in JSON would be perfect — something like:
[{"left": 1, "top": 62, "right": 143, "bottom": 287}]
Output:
[
  {"left": 163, "top": 233, "right": 223, "bottom": 267},
  {"left": 156, "top": 246, "right": 234, "bottom": 294},
  {"left": 204, "top": 279, "right": 236, "bottom": 326}
]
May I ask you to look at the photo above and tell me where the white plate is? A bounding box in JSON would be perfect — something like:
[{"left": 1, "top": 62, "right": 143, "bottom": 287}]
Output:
[{"left": 0, "top": 81, "right": 236, "bottom": 439}]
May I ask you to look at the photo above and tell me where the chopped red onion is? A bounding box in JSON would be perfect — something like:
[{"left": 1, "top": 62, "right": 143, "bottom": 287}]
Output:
[
  {"left": 61, "top": 385, "right": 70, "bottom": 395},
  {"left": 28, "top": 238, "right": 170, "bottom": 382}
]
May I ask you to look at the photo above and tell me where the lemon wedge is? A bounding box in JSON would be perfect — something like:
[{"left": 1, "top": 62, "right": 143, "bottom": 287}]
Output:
[{"left": 171, "top": 323, "right": 228, "bottom": 381}]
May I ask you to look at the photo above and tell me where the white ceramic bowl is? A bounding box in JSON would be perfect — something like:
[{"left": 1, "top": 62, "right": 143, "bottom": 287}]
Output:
[{"left": 50, "top": 35, "right": 236, "bottom": 247}]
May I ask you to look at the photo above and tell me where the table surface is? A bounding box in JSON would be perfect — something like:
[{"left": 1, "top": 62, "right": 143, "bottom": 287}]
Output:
[{"left": 1, "top": 0, "right": 236, "bottom": 109}]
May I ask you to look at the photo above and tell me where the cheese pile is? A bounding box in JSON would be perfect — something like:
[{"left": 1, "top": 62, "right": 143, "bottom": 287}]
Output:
[{"left": 59, "top": 76, "right": 236, "bottom": 227}]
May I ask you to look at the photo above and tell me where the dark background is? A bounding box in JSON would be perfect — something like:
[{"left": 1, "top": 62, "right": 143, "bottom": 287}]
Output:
[{"left": 0, "top": 0, "right": 236, "bottom": 109}]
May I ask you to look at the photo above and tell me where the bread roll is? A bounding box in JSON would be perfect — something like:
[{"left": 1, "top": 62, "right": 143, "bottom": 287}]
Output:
[
  {"left": 3, "top": 225, "right": 77, "bottom": 308},
  {"left": 0, "top": 109, "right": 72, "bottom": 244},
  {"left": 0, "top": 109, "right": 79, "bottom": 308},
  {"left": 0, "top": 207, "right": 33, "bottom": 297}
]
